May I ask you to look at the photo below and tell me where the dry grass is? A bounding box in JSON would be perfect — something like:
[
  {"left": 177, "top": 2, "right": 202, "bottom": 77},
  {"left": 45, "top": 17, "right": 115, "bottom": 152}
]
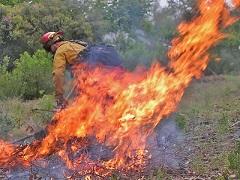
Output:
[
  {"left": 0, "top": 95, "right": 54, "bottom": 141},
  {"left": 174, "top": 75, "right": 240, "bottom": 178}
]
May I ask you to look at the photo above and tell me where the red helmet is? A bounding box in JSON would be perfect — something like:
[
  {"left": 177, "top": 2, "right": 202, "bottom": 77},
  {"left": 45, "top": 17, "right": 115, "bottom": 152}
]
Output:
[{"left": 40, "top": 31, "right": 64, "bottom": 51}]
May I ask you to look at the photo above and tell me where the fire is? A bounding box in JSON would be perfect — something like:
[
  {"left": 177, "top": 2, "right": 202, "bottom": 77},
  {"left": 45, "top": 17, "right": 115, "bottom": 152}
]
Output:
[
  {"left": 0, "top": 140, "right": 16, "bottom": 165},
  {"left": 0, "top": 0, "right": 239, "bottom": 176}
]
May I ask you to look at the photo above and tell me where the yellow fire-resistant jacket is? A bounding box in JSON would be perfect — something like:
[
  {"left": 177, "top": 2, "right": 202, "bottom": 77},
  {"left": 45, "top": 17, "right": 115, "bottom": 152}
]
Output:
[{"left": 53, "top": 41, "right": 86, "bottom": 100}]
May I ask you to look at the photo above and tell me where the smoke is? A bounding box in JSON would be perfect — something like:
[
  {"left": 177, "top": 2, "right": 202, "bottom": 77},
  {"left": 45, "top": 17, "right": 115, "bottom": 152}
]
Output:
[{"left": 147, "top": 114, "right": 188, "bottom": 170}]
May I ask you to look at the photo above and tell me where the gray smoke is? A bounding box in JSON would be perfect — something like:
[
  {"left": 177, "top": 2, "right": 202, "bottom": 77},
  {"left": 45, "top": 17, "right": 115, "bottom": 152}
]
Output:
[{"left": 147, "top": 114, "right": 188, "bottom": 170}]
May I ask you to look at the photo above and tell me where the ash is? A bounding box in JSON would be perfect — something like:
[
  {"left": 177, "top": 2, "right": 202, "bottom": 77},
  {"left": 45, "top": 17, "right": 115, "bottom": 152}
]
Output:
[
  {"left": 0, "top": 115, "right": 188, "bottom": 179},
  {"left": 0, "top": 139, "right": 113, "bottom": 179},
  {"left": 1, "top": 156, "right": 69, "bottom": 179}
]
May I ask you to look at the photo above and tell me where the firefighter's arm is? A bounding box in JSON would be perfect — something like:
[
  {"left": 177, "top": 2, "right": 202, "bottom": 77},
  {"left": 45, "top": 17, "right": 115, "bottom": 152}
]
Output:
[{"left": 52, "top": 51, "right": 66, "bottom": 103}]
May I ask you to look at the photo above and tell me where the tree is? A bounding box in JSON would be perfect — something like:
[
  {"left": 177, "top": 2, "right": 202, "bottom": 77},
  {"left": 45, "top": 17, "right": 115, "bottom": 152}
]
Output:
[
  {"left": 106, "top": 0, "right": 153, "bottom": 34},
  {"left": 167, "top": 0, "right": 197, "bottom": 21},
  {"left": 0, "top": 0, "right": 94, "bottom": 62}
]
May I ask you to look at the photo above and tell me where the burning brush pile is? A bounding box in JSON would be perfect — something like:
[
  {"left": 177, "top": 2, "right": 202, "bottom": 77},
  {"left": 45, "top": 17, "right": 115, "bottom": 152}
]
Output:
[{"left": 1, "top": 0, "right": 240, "bottom": 178}]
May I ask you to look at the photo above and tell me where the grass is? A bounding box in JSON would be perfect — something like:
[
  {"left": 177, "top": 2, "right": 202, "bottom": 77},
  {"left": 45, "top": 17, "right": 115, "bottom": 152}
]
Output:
[
  {"left": 175, "top": 113, "right": 187, "bottom": 130},
  {"left": 191, "top": 156, "right": 208, "bottom": 175},
  {"left": 217, "top": 112, "right": 230, "bottom": 134},
  {"left": 174, "top": 75, "right": 240, "bottom": 178},
  {"left": 0, "top": 95, "right": 54, "bottom": 141},
  {"left": 228, "top": 141, "right": 240, "bottom": 177},
  {"left": 153, "top": 169, "right": 171, "bottom": 180}
]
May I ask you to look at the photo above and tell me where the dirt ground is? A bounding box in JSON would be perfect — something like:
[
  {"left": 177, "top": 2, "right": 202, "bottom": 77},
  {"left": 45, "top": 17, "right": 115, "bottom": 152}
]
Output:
[{"left": 152, "top": 75, "right": 240, "bottom": 179}]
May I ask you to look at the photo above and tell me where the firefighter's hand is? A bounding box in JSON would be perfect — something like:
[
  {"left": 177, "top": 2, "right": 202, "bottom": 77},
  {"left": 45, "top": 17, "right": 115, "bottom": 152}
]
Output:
[{"left": 56, "top": 97, "right": 68, "bottom": 110}]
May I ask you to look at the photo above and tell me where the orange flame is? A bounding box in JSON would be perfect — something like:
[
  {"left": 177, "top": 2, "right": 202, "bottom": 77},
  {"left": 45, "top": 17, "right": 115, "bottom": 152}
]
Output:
[
  {"left": 0, "top": 0, "right": 239, "bottom": 175},
  {"left": 233, "top": 0, "right": 240, "bottom": 7}
]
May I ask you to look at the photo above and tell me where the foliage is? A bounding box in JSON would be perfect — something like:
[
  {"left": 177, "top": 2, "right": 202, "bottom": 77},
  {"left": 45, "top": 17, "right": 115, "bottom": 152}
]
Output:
[
  {"left": 153, "top": 169, "right": 170, "bottom": 179},
  {"left": 0, "top": 0, "right": 153, "bottom": 62},
  {"left": 0, "top": 50, "right": 53, "bottom": 99},
  {"left": 167, "top": 0, "right": 197, "bottom": 21},
  {"left": 106, "top": 0, "right": 153, "bottom": 33},
  {"left": 0, "top": 0, "right": 239, "bottom": 74},
  {"left": 0, "top": 0, "right": 93, "bottom": 61},
  {"left": 0, "top": 0, "right": 239, "bottom": 102},
  {"left": 0, "top": 0, "right": 25, "bottom": 6}
]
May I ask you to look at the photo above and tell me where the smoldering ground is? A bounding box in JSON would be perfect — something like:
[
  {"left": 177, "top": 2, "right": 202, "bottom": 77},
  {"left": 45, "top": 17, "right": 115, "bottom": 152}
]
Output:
[{"left": 0, "top": 114, "right": 189, "bottom": 179}]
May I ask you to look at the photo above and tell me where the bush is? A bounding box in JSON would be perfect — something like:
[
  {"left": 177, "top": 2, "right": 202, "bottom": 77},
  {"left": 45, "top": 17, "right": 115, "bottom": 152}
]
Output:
[{"left": 0, "top": 50, "right": 53, "bottom": 99}]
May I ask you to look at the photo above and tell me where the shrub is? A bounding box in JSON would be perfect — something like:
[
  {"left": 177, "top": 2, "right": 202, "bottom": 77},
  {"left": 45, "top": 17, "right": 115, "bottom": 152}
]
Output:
[{"left": 0, "top": 50, "right": 53, "bottom": 99}]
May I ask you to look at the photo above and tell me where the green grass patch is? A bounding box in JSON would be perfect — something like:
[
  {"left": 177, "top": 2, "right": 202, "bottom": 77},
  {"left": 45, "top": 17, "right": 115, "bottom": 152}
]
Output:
[
  {"left": 228, "top": 141, "right": 240, "bottom": 178},
  {"left": 175, "top": 113, "right": 187, "bottom": 130}
]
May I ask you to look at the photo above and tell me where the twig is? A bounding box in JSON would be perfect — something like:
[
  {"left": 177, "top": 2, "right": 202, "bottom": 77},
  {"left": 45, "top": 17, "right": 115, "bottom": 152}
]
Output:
[
  {"left": 11, "top": 134, "right": 35, "bottom": 144},
  {"left": 65, "top": 84, "right": 77, "bottom": 101},
  {"left": 12, "top": 129, "right": 46, "bottom": 144},
  {"left": 231, "top": 121, "right": 240, "bottom": 127},
  {"left": 31, "top": 108, "right": 55, "bottom": 113},
  {"left": 207, "top": 67, "right": 217, "bottom": 76}
]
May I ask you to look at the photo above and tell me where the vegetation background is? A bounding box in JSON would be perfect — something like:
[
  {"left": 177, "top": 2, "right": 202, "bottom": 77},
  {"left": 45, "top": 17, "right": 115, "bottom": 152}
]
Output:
[{"left": 0, "top": 0, "right": 240, "bottom": 178}]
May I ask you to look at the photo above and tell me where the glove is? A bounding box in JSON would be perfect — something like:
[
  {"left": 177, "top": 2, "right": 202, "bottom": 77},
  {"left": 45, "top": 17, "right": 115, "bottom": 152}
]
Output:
[{"left": 56, "top": 96, "right": 68, "bottom": 110}]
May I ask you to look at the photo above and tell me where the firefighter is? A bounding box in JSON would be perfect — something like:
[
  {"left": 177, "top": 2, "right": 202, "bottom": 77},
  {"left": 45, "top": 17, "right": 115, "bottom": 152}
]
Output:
[
  {"left": 40, "top": 31, "right": 86, "bottom": 108},
  {"left": 40, "top": 31, "right": 123, "bottom": 109}
]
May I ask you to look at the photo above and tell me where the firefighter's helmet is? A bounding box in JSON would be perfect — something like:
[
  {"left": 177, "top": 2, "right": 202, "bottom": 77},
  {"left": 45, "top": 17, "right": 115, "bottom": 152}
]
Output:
[{"left": 40, "top": 31, "right": 64, "bottom": 52}]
